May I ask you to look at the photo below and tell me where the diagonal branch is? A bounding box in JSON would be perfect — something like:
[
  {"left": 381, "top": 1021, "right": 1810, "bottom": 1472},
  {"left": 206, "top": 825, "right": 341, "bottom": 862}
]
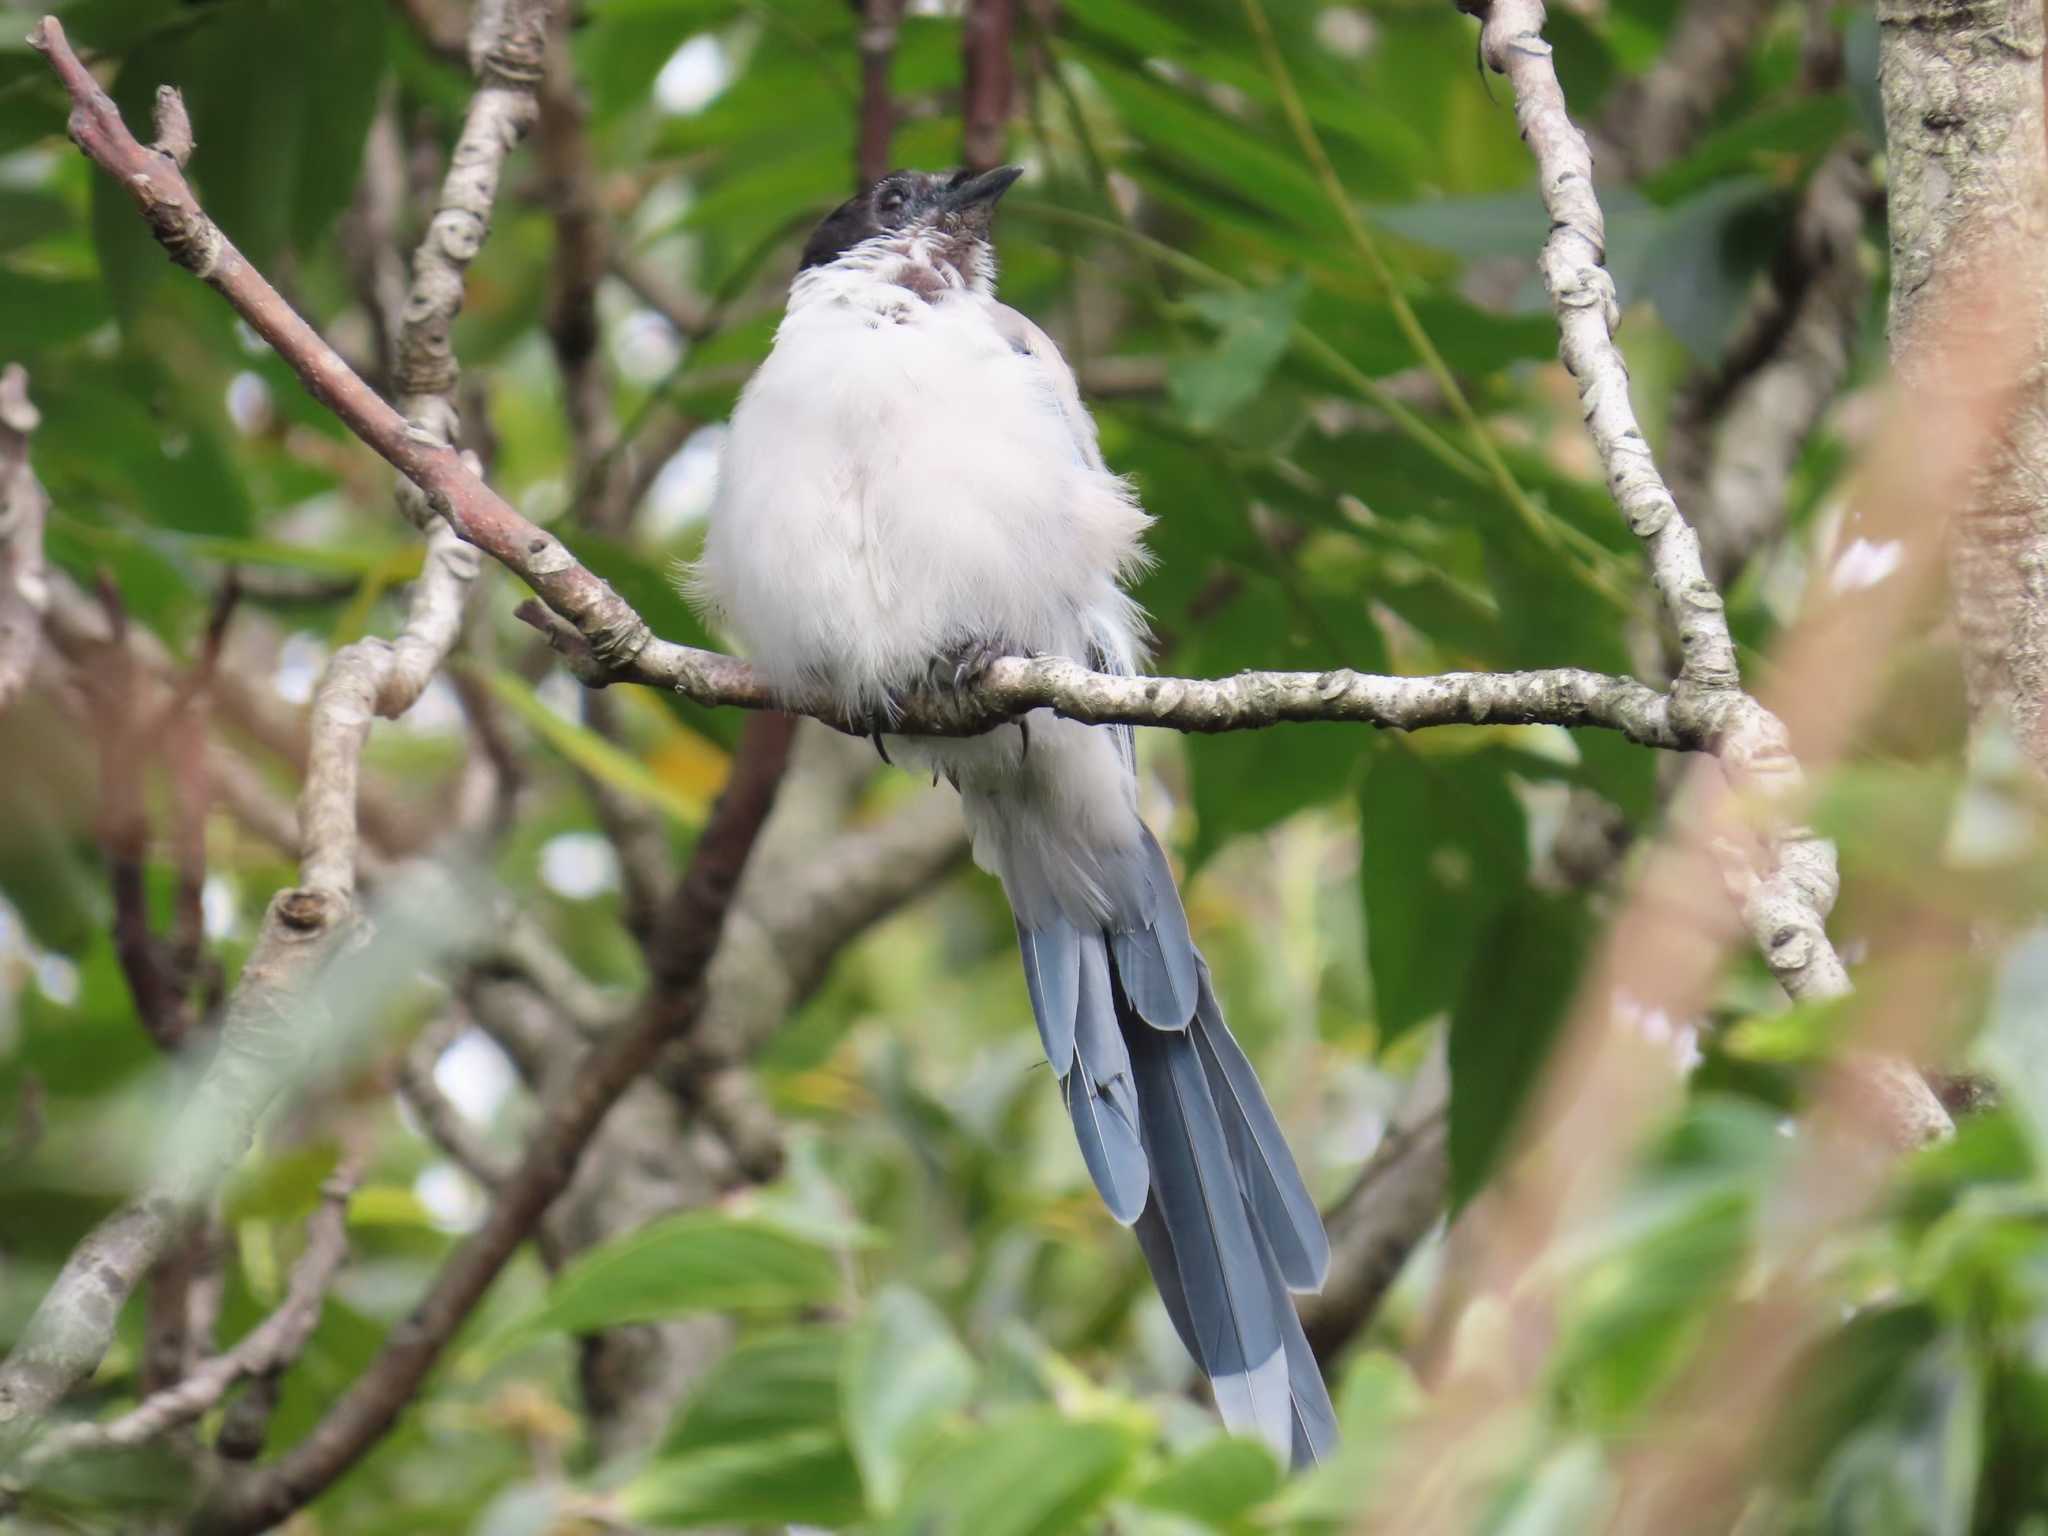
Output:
[
  {"left": 9, "top": 1153, "right": 362, "bottom": 1484},
  {"left": 1470, "top": 2, "right": 1919, "bottom": 1041},
  {"left": 0, "top": 2, "right": 544, "bottom": 1453}
]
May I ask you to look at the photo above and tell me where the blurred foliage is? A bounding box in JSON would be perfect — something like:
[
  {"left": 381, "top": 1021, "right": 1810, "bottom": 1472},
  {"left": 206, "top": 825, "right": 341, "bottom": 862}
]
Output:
[{"left": 1, "top": 0, "right": 2046, "bottom": 1533}]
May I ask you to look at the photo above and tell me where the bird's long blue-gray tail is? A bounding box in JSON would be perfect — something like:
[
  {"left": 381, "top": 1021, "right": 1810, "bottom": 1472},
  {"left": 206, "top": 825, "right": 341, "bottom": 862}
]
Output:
[{"left": 1014, "top": 828, "right": 1335, "bottom": 1467}]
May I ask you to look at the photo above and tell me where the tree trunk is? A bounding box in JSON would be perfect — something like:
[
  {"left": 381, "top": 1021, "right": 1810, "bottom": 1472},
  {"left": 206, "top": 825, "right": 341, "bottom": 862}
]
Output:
[{"left": 1880, "top": 1, "right": 2048, "bottom": 763}]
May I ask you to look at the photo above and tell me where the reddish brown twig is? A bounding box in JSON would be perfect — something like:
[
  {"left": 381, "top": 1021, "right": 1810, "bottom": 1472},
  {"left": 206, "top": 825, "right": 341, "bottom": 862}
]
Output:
[
  {"left": 858, "top": 0, "right": 906, "bottom": 186},
  {"left": 28, "top": 16, "right": 656, "bottom": 679},
  {"left": 962, "top": 0, "right": 1016, "bottom": 172}
]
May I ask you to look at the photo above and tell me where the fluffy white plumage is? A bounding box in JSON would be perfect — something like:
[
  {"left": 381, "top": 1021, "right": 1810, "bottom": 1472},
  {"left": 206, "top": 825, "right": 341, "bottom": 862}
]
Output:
[
  {"left": 691, "top": 229, "right": 1156, "bottom": 927},
  {"left": 689, "top": 174, "right": 1335, "bottom": 1467}
]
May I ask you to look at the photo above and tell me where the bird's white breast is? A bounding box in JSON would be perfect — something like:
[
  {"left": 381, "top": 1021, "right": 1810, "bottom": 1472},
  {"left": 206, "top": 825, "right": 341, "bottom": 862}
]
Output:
[{"left": 693, "top": 275, "right": 1149, "bottom": 714}]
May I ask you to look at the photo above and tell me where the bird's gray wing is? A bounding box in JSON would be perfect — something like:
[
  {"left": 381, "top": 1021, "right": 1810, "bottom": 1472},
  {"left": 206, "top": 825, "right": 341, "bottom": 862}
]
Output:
[{"left": 988, "top": 301, "right": 1107, "bottom": 472}]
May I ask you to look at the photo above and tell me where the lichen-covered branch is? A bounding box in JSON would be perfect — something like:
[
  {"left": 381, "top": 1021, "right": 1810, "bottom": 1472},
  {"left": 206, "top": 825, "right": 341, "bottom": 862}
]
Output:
[
  {"left": 9, "top": 1154, "right": 360, "bottom": 1485},
  {"left": 1471, "top": 5, "right": 1867, "bottom": 1017}
]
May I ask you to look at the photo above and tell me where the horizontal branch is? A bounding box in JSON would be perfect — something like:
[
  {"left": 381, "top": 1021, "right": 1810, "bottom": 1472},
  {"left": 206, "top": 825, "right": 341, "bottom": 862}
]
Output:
[
  {"left": 28, "top": 15, "right": 1715, "bottom": 762},
  {"left": 522, "top": 596, "right": 1690, "bottom": 747}
]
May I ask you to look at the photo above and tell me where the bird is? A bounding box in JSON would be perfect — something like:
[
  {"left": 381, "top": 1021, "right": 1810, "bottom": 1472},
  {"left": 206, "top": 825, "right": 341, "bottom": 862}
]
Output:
[{"left": 689, "top": 166, "right": 1335, "bottom": 1466}]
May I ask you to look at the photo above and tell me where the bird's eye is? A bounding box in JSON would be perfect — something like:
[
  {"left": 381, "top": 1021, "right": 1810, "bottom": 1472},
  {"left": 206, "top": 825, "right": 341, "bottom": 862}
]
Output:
[{"left": 878, "top": 188, "right": 906, "bottom": 215}]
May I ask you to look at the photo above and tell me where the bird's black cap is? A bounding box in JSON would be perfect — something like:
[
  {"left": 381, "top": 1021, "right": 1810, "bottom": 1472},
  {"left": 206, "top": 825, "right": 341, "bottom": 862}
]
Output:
[{"left": 798, "top": 165, "right": 1023, "bottom": 272}]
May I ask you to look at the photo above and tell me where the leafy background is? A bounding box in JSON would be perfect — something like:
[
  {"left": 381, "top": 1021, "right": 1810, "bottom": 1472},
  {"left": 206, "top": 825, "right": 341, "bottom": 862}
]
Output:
[{"left": 2, "top": 0, "right": 2047, "bottom": 1532}]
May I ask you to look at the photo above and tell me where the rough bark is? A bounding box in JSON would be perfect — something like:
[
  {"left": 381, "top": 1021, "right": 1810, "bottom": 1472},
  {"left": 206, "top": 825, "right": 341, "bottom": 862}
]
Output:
[{"left": 1880, "top": 1, "right": 2048, "bottom": 768}]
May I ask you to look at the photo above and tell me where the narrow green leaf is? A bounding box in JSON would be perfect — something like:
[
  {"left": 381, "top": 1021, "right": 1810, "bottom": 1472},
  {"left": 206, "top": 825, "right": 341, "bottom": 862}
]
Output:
[
  {"left": 660, "top": 1328, "right": 850, "bottom": 1456},
  {"left": 491, "top": 1209, "right": 843, "bottom": 1347},
  {"left": 481, "top": 667, "right": 707, "bottom": 826},
  {"left": 624, "top": 1430, "right": 866, "bottom": 1530},
  {"left": 1168, "top": 277, "right": 1306, "bottom": 432}
]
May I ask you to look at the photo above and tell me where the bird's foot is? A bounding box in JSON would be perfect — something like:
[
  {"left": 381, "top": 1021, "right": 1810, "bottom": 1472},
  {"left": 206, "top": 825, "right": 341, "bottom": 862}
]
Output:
[
  {"left": 929, "top": 635, "right": 1014, "bottom": 693},
  {"left": 866, "top": 688, "right": 908, "bottom": 765}
]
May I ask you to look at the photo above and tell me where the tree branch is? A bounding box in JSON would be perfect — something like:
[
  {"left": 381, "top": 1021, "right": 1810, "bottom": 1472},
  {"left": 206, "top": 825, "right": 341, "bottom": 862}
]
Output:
[
  {"left": 9, "top": 1154, "right": 361, "bottom": 1485},
  {"left": 397, "top": 1010, "right": 512, "bottom": 1191},
  {"left": 0, "top": 2, "right": 545, "bottom": 1451},
  {"left": 1472, "top": 2, "right": 1924, "bottom": 1045},
  {"left": 858, "top": 0, "right": 905, "bottom": 187},
  {"left": 1595, "top": 0, "right": 1779, "bottom": 179},
  {"left": 0, "top": 365, "right": 48, "bottom": 720},
  {"left": 202, "top": 713, "right": 796, "bottom": 1533},
  {"left": 29, "top": 11, "right": 1716, "bottom": 767},
  {"left": 961, "top": 0, "right": 1015, "bottom": 172}
]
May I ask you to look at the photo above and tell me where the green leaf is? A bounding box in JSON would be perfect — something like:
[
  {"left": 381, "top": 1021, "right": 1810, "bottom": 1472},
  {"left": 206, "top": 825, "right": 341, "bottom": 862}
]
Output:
[
  {"left": 481, "top": 667, "right": 709, "bottom": 826},
  {"left": 625, "top": 1431, "right": 866, "bottom": 1530},
  {"left": 1169, "top": 278, "right": 1307, "bottom": 432},
  {"left": 0, "top": 190, "right": 74, "bottom": 254},
  {"left": 628, "top": 1327, "right": 868, "bottom": 1528},
  {"left": 1134, "top": 1435, "right": 1281, "bottom": 1526},
  {"left": 0, "top": 273, "right": 109, "bottom": 352},
  {"left": 1609, "top": 178, "right": 1781, "bottom": 365},
  {"left": 289, "top": 0, "right": 388, "bottom": 250},
  {"left": 883, "top": 1411, "right": 1140, "bottom": 1536},
  {"left": 1814, "top": 1337, "right": 1984, "bottom": 1536},
  {"left": 491, "top": 1210, "right": 843, "bottom": 1347},
  {"left": 1448, "top": 890, "right": 1596, "bottom": 1206},
  {"left": 92, "top": 0, "right": 385, "bottom": 318},
  {"left": 842, "top": 1286, "right": 977, "bottom": 1512},
  {"left": 1359, "top": 741, "right": 1528, "bottom": 1047},
  {"left": 1084, "top": 62, "right": 1335, "bottom": 237},
  {"left": 659, "top": 1328, "right": 852, "bottom": 1456}
]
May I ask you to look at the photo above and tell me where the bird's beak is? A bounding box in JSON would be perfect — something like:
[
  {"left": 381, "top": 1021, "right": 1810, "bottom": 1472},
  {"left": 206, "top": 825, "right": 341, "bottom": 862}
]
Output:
[{"left": 946, "top": 165, "right": 1024, "bottom": 211}]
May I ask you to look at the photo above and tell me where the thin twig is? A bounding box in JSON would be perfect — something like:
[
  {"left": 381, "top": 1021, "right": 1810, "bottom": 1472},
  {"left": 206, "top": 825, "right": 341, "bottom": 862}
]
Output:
[
  {"left": 961, "top": 0, "right": 1015, "bottom": 172},
  {"left": 398, "top": 1010, "right": 512, "bottom": 1190},
  {"left": 857, "top": 0, "right": 905, "bottom": 186}
]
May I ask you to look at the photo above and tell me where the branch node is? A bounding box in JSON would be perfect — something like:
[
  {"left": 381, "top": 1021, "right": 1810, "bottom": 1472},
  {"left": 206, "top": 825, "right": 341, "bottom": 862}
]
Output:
[{"left": 150, "top": 85, "right": 193, "bottom": 167}]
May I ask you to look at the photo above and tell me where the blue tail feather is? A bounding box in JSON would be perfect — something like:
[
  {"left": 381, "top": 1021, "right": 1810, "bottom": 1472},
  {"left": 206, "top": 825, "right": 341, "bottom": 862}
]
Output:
[{"left": 1008, "top": 829, "right": 1331, "bottom": 1467}]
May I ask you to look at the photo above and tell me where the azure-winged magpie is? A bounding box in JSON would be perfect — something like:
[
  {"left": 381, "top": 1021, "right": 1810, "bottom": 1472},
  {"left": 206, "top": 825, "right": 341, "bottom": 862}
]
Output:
[{"left": 690, "top": 166, "right": 1334, "bottom": 1465}]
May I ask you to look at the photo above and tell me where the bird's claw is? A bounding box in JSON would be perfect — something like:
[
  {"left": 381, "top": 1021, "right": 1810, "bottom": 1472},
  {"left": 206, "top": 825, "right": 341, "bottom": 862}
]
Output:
[{"left": 930, "top": 635, "right": 1012, "bottom": 693}]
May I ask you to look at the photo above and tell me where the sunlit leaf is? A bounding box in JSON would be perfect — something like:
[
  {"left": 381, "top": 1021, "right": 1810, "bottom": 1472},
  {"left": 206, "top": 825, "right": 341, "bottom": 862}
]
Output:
[{"left": 490, "top": 1210, "right": 844, "bottom": 1348}]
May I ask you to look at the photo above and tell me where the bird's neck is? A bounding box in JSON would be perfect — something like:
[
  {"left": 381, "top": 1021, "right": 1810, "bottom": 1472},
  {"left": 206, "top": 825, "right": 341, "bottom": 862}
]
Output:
[{"left": 788, "top": 231, "right": 996, "bottom": 316}]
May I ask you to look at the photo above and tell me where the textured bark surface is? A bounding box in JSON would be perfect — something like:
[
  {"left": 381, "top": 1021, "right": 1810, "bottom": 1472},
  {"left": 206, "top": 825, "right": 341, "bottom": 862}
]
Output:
[{"left": 1881, "top": 1, "right": 2048, "bottom": 764}]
